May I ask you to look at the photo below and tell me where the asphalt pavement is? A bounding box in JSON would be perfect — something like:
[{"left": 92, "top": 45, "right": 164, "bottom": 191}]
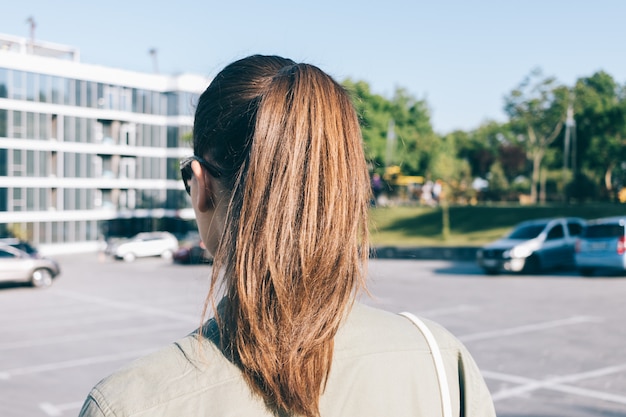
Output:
[{"left": 1, "top": 254, "right": 625, "bottom": 417}]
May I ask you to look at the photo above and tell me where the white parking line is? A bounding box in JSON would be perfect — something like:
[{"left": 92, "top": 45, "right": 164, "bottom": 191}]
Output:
[
  {"left": 0, "top": 322, "right": 190, "bottom": 350},
  {"left": 0, "top": 348, "right": 155, "bottom": 380},
  {"left": 419, "top": 304, "right": 478, "bottom": 317},
  {"left": 40, "top": 401, "right": 84, "bottom": 417},
  {"left": 52, "top": 290, "right": 201, "bottom": 324},
  {"left": 459, "top": 316, "right": 603, "bottom": 342},
  {"left": 0, "top": 305, "right": 103, "bottom": 324},
  {"left": 483, "top": 363, "right": 626, "bottom": 405}
]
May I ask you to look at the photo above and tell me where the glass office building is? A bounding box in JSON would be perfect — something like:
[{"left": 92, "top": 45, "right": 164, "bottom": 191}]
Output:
[{"left": 0, "top": 33, "right": 209, "bottom": 253}]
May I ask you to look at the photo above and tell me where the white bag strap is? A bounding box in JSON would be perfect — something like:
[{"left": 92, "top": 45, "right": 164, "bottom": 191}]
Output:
[{"left": 400, "top": 312, "right": 453, "bottom": 417}]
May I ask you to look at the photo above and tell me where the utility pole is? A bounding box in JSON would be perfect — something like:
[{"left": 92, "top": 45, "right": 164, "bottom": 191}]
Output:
[
  {"left": 26, "top": 16, "right": 36, "bottom": 53},
  {"left": 563, "top": 97, "right": 576, "bottom": 192},
  {"left": 149, "top": 48, "right": 159, "bottom": 74}
]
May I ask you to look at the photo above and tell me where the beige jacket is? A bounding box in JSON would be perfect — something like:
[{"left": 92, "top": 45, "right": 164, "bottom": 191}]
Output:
[{"left": 79, "top": 302, "right": 496, "bottom": 417}]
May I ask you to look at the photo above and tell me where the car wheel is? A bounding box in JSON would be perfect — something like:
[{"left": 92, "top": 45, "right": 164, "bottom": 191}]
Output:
[
  {"left": 161, "top": 250, "right": 173, "bottom": 260},
  {"left": 123, "top": 253, "right": 136, "bottom": 262},
  {"left": 579, "top": 268, "right": 595, "bottom": 277},
  {"left": 31, "top": 268, "right": 53, "bottom": 288},
  {"left": 523, "top": 255, "right": 541, "bottom": 274}
]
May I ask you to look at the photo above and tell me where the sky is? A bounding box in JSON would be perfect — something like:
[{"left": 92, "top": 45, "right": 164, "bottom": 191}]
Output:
[{"left": 2, "top": 0, "right": 625, "bottom": 134}]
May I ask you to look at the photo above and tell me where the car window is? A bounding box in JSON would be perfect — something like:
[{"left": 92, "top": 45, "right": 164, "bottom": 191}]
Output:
[
  {"left": 546, "top": 224, "right": 565, "bottom": 240},
  {"left": 567, "top": 222, "right": 583, "bottom": 236},
  {"left": 583, "top": 223, "right": 625, "bottom": 238},
  {"left": 508, "top": 224, "right": 547, "bottom": 239},
  {"left": 0, "top": 248, "right": 17, "bottom": 258}
]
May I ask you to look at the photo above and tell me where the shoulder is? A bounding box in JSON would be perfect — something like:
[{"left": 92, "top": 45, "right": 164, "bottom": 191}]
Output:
[
  {"left": 335, "top": 302, "right": 465, "bottom": 356},
  {"left": 325, "top": 303, "right": 496, "bottom": 416},
  {"left": 79, "top": 334, "right": 246, "bottom": 417}
]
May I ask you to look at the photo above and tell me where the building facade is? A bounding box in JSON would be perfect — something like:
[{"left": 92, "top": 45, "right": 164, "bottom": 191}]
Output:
[{"left": 0, "top": 33, "right": 208, "bottom": 254}]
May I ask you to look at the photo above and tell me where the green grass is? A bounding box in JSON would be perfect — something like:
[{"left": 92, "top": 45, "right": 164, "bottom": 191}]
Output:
[{"left": 369, "top": 203, "right": 626, "bottom": 247}]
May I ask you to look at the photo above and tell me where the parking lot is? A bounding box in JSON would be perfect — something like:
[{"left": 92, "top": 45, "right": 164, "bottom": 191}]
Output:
[{"left": 1, "top": 254, "right": 625, "bottom": 417}]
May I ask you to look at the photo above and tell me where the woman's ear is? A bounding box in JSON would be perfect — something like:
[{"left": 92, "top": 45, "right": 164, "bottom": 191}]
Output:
[{"left": 190, "top": 160, "right": 214, "bottom": 213}]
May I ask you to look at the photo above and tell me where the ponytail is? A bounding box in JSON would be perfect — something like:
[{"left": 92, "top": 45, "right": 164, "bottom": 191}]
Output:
[{"left": 196, "top": 57, "right": 370, "bottom": 417}]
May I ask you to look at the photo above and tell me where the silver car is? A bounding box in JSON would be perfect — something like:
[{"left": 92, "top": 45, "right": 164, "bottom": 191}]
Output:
[
  {"left": 575, "top": 216, "right": 626, "bottom": 276},
  {"left": 476, "top": 217, "right": 586, "bottom": 274},
  {"left": 0, "top": 244, "right": 61, "bottom": 288},
  {"left": 106, "top": 231, "right": 179, "bottom": 262}
]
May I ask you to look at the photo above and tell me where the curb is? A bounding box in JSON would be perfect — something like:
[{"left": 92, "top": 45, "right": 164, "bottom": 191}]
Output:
[{"left": 371, "top": 246, "right": 479, "bottom": 262}]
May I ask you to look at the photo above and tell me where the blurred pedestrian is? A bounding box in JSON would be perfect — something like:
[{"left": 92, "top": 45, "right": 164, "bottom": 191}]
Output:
[
  {"left": 78, "top": 55, "right": 495, "bottom": 417},
  {"left": 371, "top": 173, "right": 383, "bottom": 205},
  {"left": 433, "top": 179, "right": 443, "bottom": 204}
]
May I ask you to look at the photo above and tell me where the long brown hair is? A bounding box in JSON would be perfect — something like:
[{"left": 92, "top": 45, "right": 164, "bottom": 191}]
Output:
[{"left": 194, "top": 55, "right": 370, "bottom": 417}]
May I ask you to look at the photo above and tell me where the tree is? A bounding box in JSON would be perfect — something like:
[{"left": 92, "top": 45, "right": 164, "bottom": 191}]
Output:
[
  {"left": 504, "top": 68, "right": 568, "bottom": 204},
  {"left": 486, "top": 161, "right": 510, "bottom": 201},
  {"left": 343, "top": 80, "right": 436, "bottom": 176},
  {"left": 573, "top": 71, "right": 626, "bottom": 200}
]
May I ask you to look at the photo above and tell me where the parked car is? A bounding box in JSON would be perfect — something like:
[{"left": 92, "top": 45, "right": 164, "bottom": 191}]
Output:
[
  {"left": 0, "top": 244, "right": 61, "bottom": 288},
  {"left": 575, "top": 216, "right": 626, "bottom": 276},
  {"left": 106, "top": 232, "right": 179, "bottom": 262},
  {"left": 476, "top": 217, "right": 586, "bottom": 274},
  {"left": 0, "top": 238, "right": 40, "bottom": 257},
  {"left": 172, "top": 232, "right": 213, "bottom": 265}
]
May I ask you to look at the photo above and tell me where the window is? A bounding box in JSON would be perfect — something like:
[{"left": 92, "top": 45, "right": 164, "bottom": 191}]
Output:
[
  {"left": 166, "top": 92, "right": 177, "bottom": 115},
  {"left": 75, "top": 80, "right": 84, "bottom": 107},
  {"left": 105, "top": 85, "right": 118, "bottom": 110},
  {"left": 51, "top": 221, "right": 60, "bottom": 243},
  {"left": 12, "top": 70, "right": 24, "bottom": 100},
  {"left": 64, "top": 188, "right": 74, "bottom": 210},
  {"left": 567, "top": 222, "right": 583, "bottom": 237},
  {"left": 63, "top": 221, "right": 73, "bottom": 242},
  {"left": 12, "top": 111, "right": 24, "bottom": 138},
  {"left": 12, "top": 188, "right": 25, "bottom": 211},
  {"left": 39, "top": 151, "right": 49, "bottom": 177},
  {"left": 166, "top": 157, "right": 178, "bottom": 180},
  {"left": 64, "top": 78, "right": 74, "bottom": 105},
  {"left": 26, "top": 112, "right": 35, "bottom": 139},
  {"left": 143, "top": 90, "right": 152, "bottom": 114},
  {"left": 26, "top": 72, "right": 36, "bottom": 101},
  {"left": 39, "top": 113, "right": 49, "bottom": 140},
  {"left": 0, "top": 248, "right": 17, "bottom": 259},
  {"left": 0, "top": 109, "right": 7, "bottom": 137},
  {"left": 0, "top": 187, "right": 6, "bottom": 211},
  {"left": 85, "top": 119, "right": 93, "bottom": 143},
  {"left": 75, "top": 118, "right": 83, "bottom": 142},
  {"left": 0, "top": 68, "right": 8, "bottom": 98},
  {"left": 0, "top": 149, "right": 6, "bottom": 175},
  {"left": 120, "top": 87, "right": 131, "bottom": 112},
  {"left": 546, "top": 224, "right": 565, "bottom": 240},
  {"left": 583, "top": 224, "right": 626, "bottom": 238},
  {"left": 64, "top": 153, "right": 75, "bottom": 177},
  {"left": 12, "top": 149, "right": 24, "bottom": 176},
  {"left": 26, "top": 150, "right": 35, "bottom": 176},
  {"left": 27, "top": 188, "right": 35, "bottom": 210},
  {"left": 50, "top": 151, "right": 57, "bottom": 177},
  {"left": 39, "top": 222, "right": 49, "bottom": 244},
  {"left": 85, "top": 154, "right": 93, "bottom": 177},
  {"left": 51, "top": 76, "right": 62, "bottom": 104},
  {"left": 64, "top": 116, "right": 74, "bottom": 141},
  {"left": 97, "top": 83, "right": 104, "bottom": 108},
  {"left": 142, "top": 124, "right": 151, "bottom": 147},
  {"left": 120, "top": 123, "right": 136, "bottom": 146},
  {"left": 86, "top": 81, "right": 94, "bottom": 108},
  {"left": 39, "top": 188, "right": 48, "bottom": 210},
  {"left": 119, "top": 157, "right": 136, "bottom": 179},
  {"left": 39, "top": 75, "right": 50, "bottom": 103},
  {"left": 75, "top": 152, "right": 83, "bottom": 177}
]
